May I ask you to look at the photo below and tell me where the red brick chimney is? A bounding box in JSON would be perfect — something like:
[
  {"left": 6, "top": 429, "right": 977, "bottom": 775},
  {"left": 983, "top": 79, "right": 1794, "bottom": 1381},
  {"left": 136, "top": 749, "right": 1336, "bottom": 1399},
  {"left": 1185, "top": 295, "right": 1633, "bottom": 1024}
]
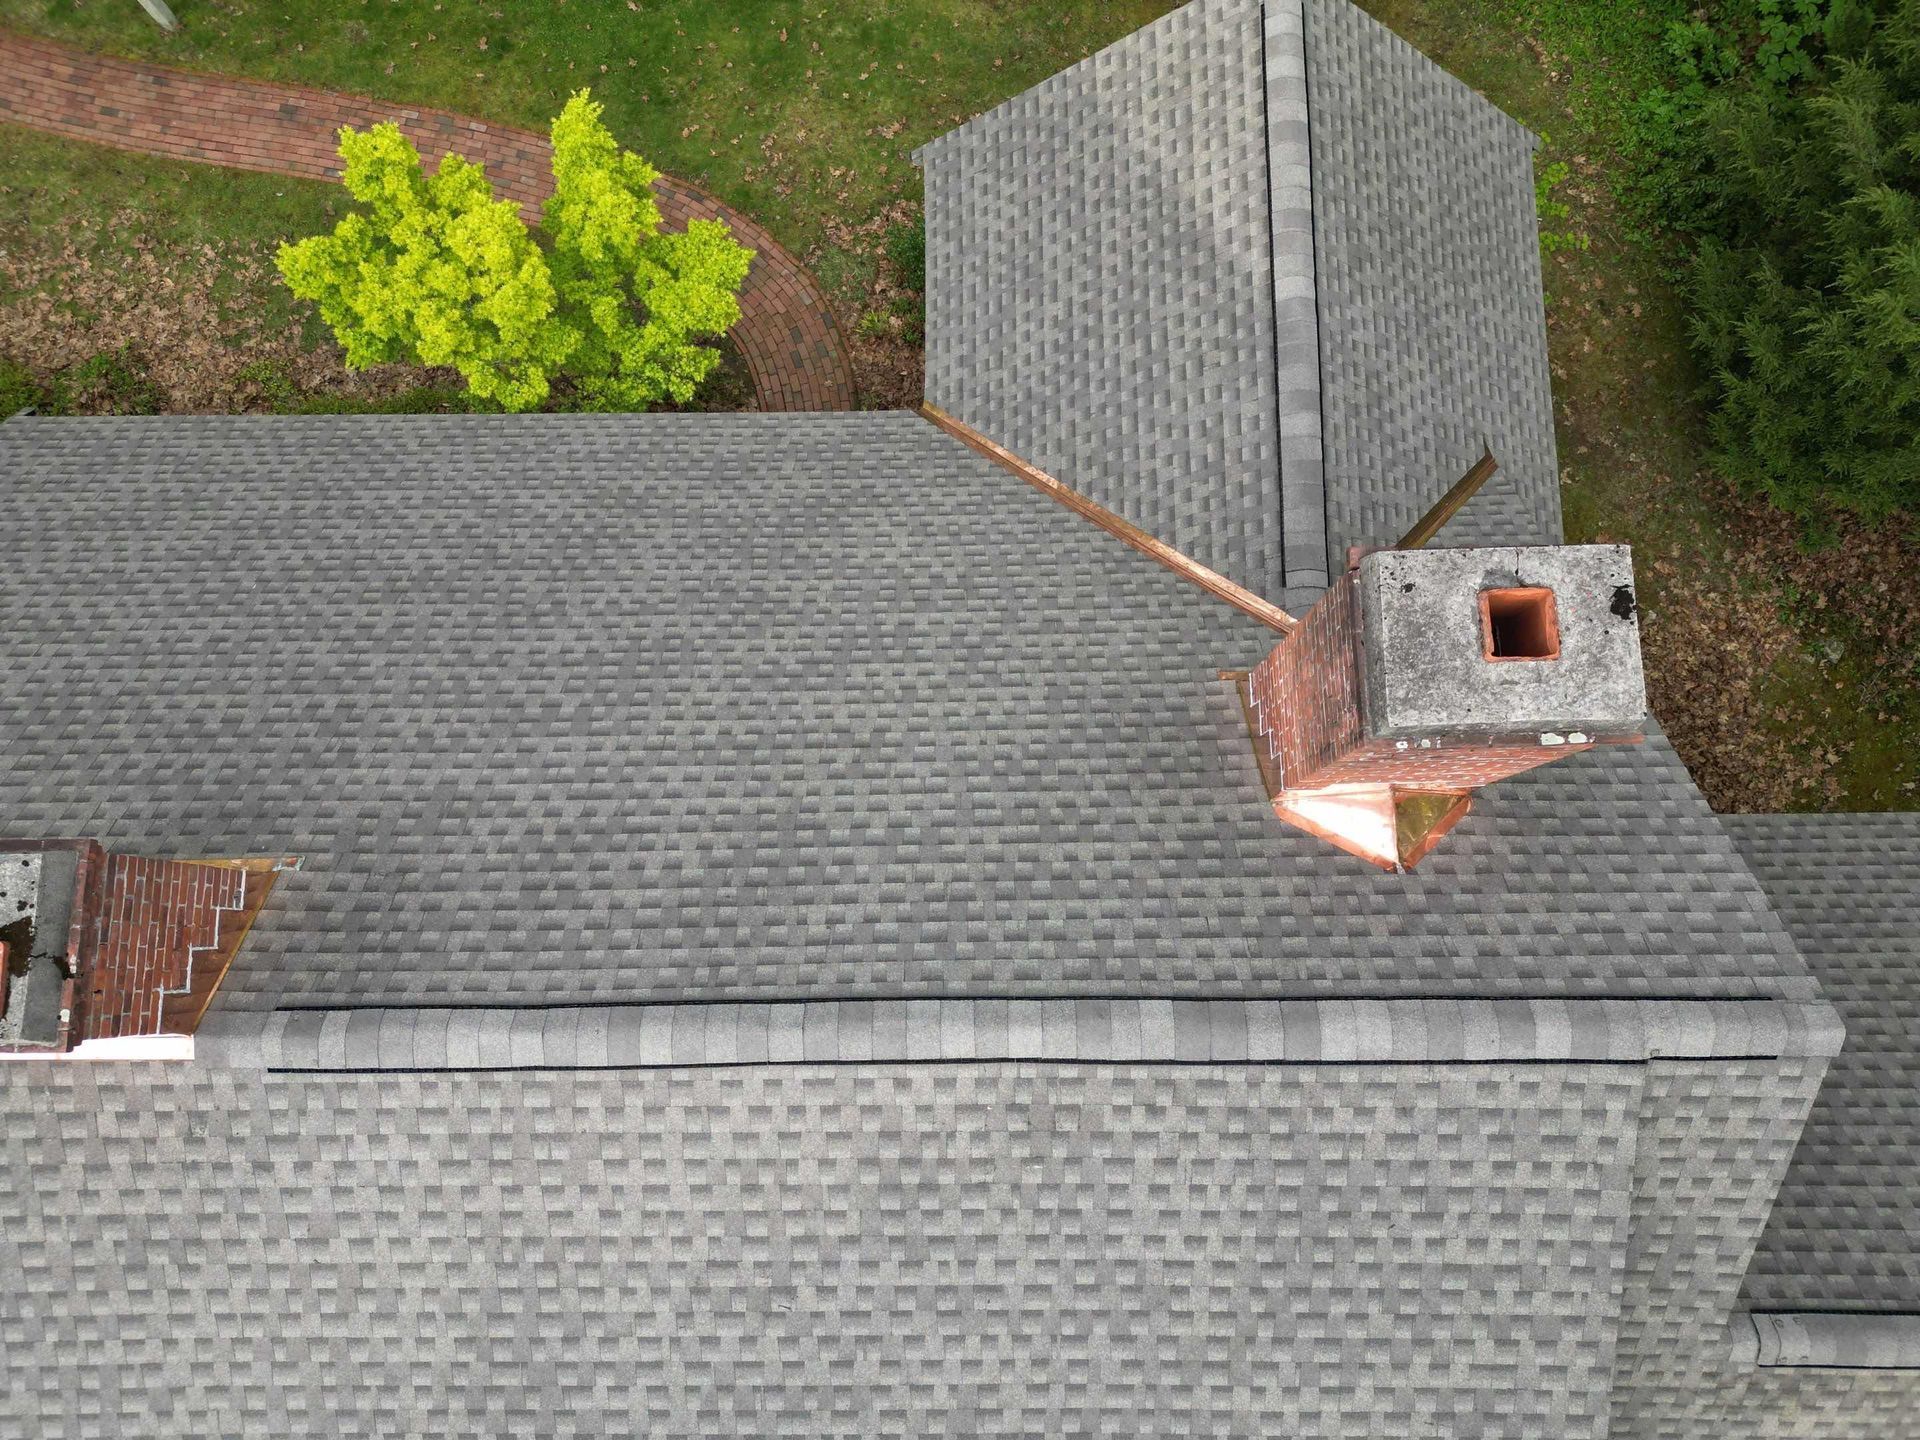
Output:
[
  {"left": 1239, "top": 545, "right": 1645, "bottom": 870},
  {"left": 0, "top": 840, "right": 294, "bottom": 1061}
]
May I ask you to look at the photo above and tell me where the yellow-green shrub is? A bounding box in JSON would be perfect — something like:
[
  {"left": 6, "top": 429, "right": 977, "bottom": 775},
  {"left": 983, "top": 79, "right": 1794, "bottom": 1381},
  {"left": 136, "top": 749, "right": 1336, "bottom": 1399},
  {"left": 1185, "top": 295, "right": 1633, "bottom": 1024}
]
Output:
[{"left": 277, "top": 91, "right": 752, "bottom": 412}]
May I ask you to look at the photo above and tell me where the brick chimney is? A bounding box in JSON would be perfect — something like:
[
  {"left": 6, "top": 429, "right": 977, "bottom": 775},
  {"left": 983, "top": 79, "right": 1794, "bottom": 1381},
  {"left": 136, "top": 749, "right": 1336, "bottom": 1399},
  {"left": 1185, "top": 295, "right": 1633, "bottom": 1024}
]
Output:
[
  {"left": 1239, "top": 545, "right": 1646, "bottom": 870},
  {"left": 0, "top": 840, "right": 295, "bottom": 1060}
]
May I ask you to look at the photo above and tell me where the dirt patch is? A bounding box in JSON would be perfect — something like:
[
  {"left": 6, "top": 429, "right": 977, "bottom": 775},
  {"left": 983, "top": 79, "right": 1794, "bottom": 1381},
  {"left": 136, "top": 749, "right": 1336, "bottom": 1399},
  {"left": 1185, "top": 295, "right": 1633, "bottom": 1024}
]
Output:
[
  {"left": 1628, "top": 538, "right": 1807, "bottom": 812},
  {"left": 1580, "top": 460, "right": 1918, "bottom": 813},
  {"left": 1707, "top": 477, "right": 1919, "bottom": 677},
  {"left": 1689, "top": 477, "right": 1919, "bottom": 810},
  {"left": 821, "top": 198, "right": 926, "bottom": 411}
]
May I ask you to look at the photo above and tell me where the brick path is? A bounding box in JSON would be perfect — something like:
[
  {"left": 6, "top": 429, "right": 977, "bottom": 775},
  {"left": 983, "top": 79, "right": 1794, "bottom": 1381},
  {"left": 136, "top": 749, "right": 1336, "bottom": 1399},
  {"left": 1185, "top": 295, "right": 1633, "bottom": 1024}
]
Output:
[{"left": 0, "top": 31, "right": 857, "bottom": 411}]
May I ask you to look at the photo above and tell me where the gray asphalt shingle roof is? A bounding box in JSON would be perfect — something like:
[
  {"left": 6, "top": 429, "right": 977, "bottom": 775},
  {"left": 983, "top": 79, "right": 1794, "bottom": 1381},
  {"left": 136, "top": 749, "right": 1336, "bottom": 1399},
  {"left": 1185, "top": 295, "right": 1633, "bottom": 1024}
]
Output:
[
  {"left": 917, "top": 0, "right": 1558, "bottom": 611},
  {"left": 0, "top": 413, "right": 1811, "bottom": 1010},
  {"left": 917, "top": 0, "right": 1289, "bottom": 600},
  {"left": 1, "top": 1062, "right": 1644, "bottom": 1439},
  {"left": 1725, "top": 812, "right": 1920, "bottom": 1313},
  {"left": 3, "top": 0, "right": 1914, "bottom": 1430},
  {"left": 1304, "top": 0, "right": 1562, "bottom": 559}
]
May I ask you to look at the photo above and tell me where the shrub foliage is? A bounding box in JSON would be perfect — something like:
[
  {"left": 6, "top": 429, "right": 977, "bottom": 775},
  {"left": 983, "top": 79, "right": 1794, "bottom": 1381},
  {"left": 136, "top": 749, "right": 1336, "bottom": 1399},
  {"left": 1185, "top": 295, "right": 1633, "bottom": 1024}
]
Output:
[
  {"left": 278, "top": 91, "right": 752, "bottom": 412},
  {"left": 1684, "top": 0, "right": 1920, "bottom": 521},
  {"left": 1, "top": 345, "right": 164, "bottom": 416}
]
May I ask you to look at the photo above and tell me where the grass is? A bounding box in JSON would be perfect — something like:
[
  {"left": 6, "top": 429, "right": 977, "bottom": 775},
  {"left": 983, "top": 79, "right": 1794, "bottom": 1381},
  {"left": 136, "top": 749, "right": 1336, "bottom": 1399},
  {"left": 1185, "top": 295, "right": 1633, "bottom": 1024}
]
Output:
[
  {"left": 0, "top": 0, "right": 1176, "bottom": 296},
  {"left": 0, "top": 121, "right": 340, "bottom": 246},
  {"left": 0, "top": 122, "right": 342, "bottom": 334},
  {"left": 0, "top": 123, "right": 757, "bottom": 415}
]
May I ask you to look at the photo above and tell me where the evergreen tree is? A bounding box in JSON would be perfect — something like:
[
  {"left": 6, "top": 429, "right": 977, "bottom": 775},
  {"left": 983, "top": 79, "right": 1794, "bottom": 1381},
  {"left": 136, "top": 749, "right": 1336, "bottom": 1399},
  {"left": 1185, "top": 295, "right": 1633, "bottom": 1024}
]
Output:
[{"left": 1687, "top": 0, "right": 1920, "bottom": 521}]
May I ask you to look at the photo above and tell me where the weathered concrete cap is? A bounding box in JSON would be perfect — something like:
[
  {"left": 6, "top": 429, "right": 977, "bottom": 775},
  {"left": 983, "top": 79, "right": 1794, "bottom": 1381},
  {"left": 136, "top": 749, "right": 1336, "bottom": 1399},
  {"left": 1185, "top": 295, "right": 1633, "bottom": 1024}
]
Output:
[{"left": 1356, "top": 544, "right": 1646, "bottom": 738}]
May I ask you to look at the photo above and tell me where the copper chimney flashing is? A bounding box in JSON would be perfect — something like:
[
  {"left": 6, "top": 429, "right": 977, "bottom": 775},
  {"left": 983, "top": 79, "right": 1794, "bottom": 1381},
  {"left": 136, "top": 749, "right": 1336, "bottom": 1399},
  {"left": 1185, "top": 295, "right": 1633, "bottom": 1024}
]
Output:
[
  {"left": 1236, "top": 545, "right": 1647, "bottom": 871},
  {"left": 0, "top": 839, "right": 296, "bottom": 1061}
]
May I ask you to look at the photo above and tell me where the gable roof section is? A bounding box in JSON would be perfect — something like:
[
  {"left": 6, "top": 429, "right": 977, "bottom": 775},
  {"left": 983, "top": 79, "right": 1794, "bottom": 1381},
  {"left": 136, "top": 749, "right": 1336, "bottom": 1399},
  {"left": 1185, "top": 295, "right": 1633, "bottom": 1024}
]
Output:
[
  {"left": 1304, "top": 0, "right": 1563, "bottom": 561},
  {"left": 916, "top": 0, "right": 1560, "bottom": 611},
  {"left": 916, "top": 0, "right": 1289, "bottom": 601},
  {"left": 1724, "top": 812, "right": 1920, "bottom": 1314},
  {"left": 2, "top": 1061, "right": 1645, "bottom": 1439},
  {"left": 1, "top": 413, "right": 1811, "bottom": 1011},
  {"left": 913, "top": 0, "right": 1290, "bottom": 599}
]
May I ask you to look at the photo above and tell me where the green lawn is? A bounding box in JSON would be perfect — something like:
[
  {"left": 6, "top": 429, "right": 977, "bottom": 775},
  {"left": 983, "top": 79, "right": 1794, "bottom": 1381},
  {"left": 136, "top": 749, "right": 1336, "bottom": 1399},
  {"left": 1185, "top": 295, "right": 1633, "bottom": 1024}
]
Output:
[
  {"left": 1, "top": 0, "right": 1174, "bottom": 296},
  {"left": 0, "top": 121, "right": 339, "bottom": 243}
]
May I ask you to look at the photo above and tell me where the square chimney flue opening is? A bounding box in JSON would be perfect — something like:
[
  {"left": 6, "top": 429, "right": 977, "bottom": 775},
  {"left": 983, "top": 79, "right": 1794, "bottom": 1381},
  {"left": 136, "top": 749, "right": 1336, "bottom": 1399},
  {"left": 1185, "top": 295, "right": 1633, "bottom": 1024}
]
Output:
[{"left": 1480, "top": 587, "right": 1560, "bottom": 662}]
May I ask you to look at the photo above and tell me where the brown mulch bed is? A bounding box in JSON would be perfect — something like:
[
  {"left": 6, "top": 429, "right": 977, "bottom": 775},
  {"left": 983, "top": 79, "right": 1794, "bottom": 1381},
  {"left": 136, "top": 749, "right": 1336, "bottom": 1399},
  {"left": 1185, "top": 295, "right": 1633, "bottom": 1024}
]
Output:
[
  {"left": 0, "top": 215, "right": 451, "bottom": 412},
  {"left": 1619, "top": 476, "right": 1918, "bottom": 813}
]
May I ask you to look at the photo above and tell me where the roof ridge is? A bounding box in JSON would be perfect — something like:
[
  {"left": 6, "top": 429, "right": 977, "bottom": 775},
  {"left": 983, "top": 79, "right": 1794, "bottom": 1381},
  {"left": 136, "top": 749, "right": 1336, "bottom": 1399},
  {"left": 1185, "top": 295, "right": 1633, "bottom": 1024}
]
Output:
[
  {"left": 1264, "top": 0, "right": 1331, "bottom": 596},
  {"left": 1731, "top": 1311, "right": 1920, "bottom": 1370},
  {"left": 200, "top": 995, "right": 1845, "bottom": 1072}
]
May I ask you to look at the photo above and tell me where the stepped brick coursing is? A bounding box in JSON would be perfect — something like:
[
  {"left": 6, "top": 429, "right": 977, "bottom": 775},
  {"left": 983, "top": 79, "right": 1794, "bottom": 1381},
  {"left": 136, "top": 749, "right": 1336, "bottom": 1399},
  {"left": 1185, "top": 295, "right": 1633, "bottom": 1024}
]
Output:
[{"left": 78, "top": 853, "right": 251, "bottom": 1044}]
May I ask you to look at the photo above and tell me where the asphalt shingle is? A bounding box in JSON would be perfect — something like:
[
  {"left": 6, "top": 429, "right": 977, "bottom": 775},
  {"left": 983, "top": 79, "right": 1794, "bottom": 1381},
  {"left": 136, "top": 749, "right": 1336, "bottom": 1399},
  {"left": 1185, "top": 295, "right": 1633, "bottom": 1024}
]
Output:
[
  {"left": 1304, "top": 0, "right": 1562, "bottom": 564},
  {"left": 1724, "top": 813, "right": 1920, "bottom": 1314},
  {"left": 0, "top": 413, "right": 1811, "bottom": 1009},
  {"left": 917, "top": 0, "right": 1562, "bottom": 607},
  {"left": 917, "top": 0, "right": 1288, "bottom": 599},
  {"left": 0, "top": 1062, "right": 1644, "bottom": 1439}
]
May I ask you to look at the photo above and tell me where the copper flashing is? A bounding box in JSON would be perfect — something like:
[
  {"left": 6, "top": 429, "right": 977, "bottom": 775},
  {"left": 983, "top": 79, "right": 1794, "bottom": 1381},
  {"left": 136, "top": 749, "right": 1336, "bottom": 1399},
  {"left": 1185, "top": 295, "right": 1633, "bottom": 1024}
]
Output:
[
  {"left": 1232, "top": 677, "right": 1477, "bottom": 872},
  {"left": 1230, "top": 672, "right": 1287, "bottom": 801},
  {"left": 1270, "top": 786, "right": 1403, "bottom": 871},
  {"left": 1395, "top": 446, "right": 1498, "bottom": 550},
  {"left": 920, "top": 404, "right": 1299, "bottom": 636},
  {"left": 0, "top": 841, "right": 293, "bottom": 1058},
  {"left": 1394, "top": 790, "right": 1474, "bottom": 868}
]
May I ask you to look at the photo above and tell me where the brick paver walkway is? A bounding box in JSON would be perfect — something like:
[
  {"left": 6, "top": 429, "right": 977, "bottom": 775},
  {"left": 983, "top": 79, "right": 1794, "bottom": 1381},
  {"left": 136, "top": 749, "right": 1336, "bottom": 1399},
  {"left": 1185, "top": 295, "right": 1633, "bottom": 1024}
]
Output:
[{"left": 0, "top": 31, "right": 857, "bottom": 411}]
